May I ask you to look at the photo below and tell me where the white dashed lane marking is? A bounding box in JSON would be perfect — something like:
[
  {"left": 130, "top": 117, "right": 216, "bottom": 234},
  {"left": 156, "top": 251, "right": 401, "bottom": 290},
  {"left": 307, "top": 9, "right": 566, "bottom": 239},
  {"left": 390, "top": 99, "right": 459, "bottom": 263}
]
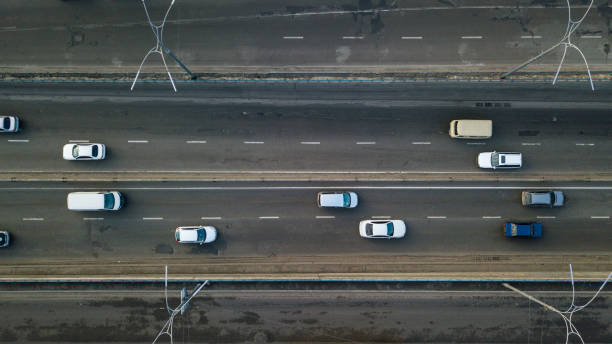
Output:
[
  {"left": 128, "top": 140, "right": 149, "bottom": 143},
  {"left": 371, "top": 216, "right": 391, "bottom": 219},
  {"left": 69, "top": 140, "right": 89, "bottom": 143},
  {"left": 342, "top": 36, "right": 363, "bottom": 40},
  {"left": 461, "top": 36, "right": 483, "bottom": 39},
  {"left": 591, "top": 216, "right": 610, "bottom": 219},
  {"left": 186, "top": 140, "right": 207, "bottom": 144},
  {"left": 356, "top": 141, "right": 376, "bottom": 145},
  {"left": 142, "top": 217, "right": 163, "bottom": 220},
  {"left": 259, "top": 216, "right": 280, "bottom": 219},
  {"left": 467, "top": 142, "right": 486, "bottom": 145},
  {"left": 300, "top": 141, "right": 320, "bottom": 145},
  {"left": 522, "top": 142, "right": 541, "bottom": 146},
  {"left": 83, "top": 217, "right": 104, "bottom": 221},
  {"left": 427, "top": 216, "right": 447, "bottom": 219},
  {"left": 576, "top": 143, "right": 595, "bottom": 146},
  {"left": 581, "top": 35, "right": 601, "bottom": 39},
  {"left": 412, "top": 142, "right": 431, "bottom": 145},
  {"left": 201, "top": 217, "right": 222, "bottom": 220},
  {"left": 8, "top": 139, "right": 29, "bottom": 143},
  {"left": 316, "top": 216, "right": 335, "bottom": 219},
  {"left": 482, "top": 216, "right": 501, "bottom": 219},
  {"left": 537, "top": 216, "right": 556, "bottom": 219},
  {"left": 22, "top": 217, "right": 43, "bottom": 221},
  {"left": 244, "top": 141, "right": 264, "bottom": 144},
  {"left": 521, "top": 35, "right": 542, "bottom": 39},
  {"left": 401, "top": 36, "right": 423, "bottom": 40},
  {"left": 283, "top": 36, "right": 303, "bottom": 39}
]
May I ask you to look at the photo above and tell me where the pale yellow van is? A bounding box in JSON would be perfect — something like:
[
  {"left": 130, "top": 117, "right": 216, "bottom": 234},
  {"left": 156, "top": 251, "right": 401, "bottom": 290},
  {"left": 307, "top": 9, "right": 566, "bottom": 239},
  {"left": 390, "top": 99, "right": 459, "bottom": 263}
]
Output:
[{"left": 449, "top": 119, "right": 492, "bottom": 139}]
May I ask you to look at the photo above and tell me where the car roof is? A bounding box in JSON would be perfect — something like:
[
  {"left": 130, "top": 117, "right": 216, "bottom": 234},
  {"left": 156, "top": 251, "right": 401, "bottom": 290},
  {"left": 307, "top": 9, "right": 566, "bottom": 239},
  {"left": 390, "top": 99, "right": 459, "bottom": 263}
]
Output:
[
  {"left": 499, "top": 153, "right": 521, "bottom": 165},
  {"left": 178, "top": 228, "right": 199, "bottom": 242}
]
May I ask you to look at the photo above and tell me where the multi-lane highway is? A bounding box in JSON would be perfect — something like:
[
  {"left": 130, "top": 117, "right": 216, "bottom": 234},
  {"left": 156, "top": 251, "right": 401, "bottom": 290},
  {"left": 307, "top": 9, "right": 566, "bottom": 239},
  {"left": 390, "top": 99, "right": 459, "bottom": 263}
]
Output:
[
  {"left": 0, "top": 81, "right": 611, "bottom": 280},
  {"left": 1, "top": 82, "right": 612, "bottom": 175},
  {"left": 1, "top": 1, "right": 610, "bottom": 72},
  {"left": 1, "top": 283, "right": 610, "bottom": 343}
]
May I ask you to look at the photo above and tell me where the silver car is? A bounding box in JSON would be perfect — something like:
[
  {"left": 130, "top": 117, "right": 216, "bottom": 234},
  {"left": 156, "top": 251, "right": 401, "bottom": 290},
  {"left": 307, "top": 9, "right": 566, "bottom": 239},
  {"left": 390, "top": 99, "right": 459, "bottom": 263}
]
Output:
[{"left": 522, "top": 191, "right": 565, "bottom": 207}]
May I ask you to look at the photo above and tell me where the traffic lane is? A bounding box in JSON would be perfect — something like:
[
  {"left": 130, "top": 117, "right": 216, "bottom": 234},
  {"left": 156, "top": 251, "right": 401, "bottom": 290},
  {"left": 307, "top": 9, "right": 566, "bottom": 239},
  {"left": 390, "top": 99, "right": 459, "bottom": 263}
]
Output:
[
  {"left": 1, "top": 187, "right": 612, "bottom": 260},
  {"left": 1, "top": 2, "right": 608, "bottom": 68},
  {"left": 3, "top": 287, "right": 608, "bottom": 343},
  {"left": 2, "top": 101, "right": 612, "bottom": 172}
]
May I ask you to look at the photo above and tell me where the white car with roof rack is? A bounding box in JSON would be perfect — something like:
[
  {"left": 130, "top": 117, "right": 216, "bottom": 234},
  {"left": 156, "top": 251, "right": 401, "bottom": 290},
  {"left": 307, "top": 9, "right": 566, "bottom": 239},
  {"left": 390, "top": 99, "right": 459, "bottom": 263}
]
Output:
[{"left": 478, "top": 151, "right": 522, "bottom": 169}]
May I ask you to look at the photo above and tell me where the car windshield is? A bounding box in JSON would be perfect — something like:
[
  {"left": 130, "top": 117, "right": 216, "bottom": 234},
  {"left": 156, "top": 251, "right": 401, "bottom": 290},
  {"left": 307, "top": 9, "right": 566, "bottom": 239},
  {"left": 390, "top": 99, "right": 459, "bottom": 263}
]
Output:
[
  {"left": 387, "top": 222, "right": 394, "bottom": 236},
  {"left": 1, "top": 117, "right": 9, "bottom": 129},
  {"left": 365, "top": 223, "right": 373, "bottom": 236},
  {"left": 91, "top": 145, "right": 98, "bottom": 156},
  {"left": 175, "top": 231, "right": 180, "bottom": 241},
  {"left": 343, "top": 193, "right": 350, "bottom": 207},
  {"left": 103, "top": 193, "right": 115, "bottom": 209},
  {"left": 197, "top": 228, "right": 206, "bottom": 242},
  {"left": 491, "top": 152, "right": 500, "bottom": 167},
  {"left": 72, "top": 145, "right": 79, "bottom": 158}
]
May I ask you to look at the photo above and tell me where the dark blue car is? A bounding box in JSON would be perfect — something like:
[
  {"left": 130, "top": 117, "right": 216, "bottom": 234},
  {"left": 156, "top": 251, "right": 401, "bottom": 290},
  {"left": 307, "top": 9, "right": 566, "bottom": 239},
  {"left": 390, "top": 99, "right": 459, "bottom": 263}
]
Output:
[{"left": 504, "top": 222, "right": 542, "bottom": 238}]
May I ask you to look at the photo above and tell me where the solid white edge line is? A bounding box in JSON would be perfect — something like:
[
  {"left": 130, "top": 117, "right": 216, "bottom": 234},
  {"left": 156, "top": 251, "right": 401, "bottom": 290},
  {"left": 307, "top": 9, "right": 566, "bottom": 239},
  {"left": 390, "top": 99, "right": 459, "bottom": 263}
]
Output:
[
  {"left": 7, "top": 139, "right": 29, "bottom": 142},
  {"left": 482, "top": 216, "right": 501, "bottom": 219},
  {"left": 83, "top": 217, "right": 104, "bottom": 221},
  {"left": 186, "top": 140, "right": 207, "bottom": 144},
  {"left": 590, "top": 216, "right": 610, "bottom": 219},
  {"left": 316, "top": 216, "right": 335, "bottom": 219},
  {"left": 10, "top": 186, "right": 612, "bottom": 190},
  {"left": 22, "top": 217, "right": 44, "bottom": 221},
  {"left": 461, "top": 36, "right": 483, "bottom": 39},
  {"left": 244, "top": 141, "right": 264, "bottom": 144},
  {"left": 128, "top": 140, "right": 149, "bottom": 143},
  {"left": 201, "top": 217, "right": 222, "bottom": 220},
  {"left": 69, "top": 140, "right": 90, "bottom": 143},
  {"left": 427, "top": 216, "right": 447, "bottom": 219},
  {"left": 142, "top": 217, "right": 163, "bottom": 220},
  {"left": 259, "top": 216, "right": 280, "bottom": 219}
]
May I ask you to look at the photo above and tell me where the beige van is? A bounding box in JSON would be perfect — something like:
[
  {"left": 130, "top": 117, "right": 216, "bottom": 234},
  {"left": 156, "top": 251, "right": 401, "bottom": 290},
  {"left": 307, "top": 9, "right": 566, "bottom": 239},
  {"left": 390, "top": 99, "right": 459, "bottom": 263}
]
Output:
[{"left": 449, "top": 119, "right": 492, "bottom": 139}]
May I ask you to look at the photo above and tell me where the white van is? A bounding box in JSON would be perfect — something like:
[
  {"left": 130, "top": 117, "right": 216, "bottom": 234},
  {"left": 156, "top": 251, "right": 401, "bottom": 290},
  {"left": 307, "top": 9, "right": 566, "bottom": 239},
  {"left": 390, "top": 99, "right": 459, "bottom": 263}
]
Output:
[
  {"left": 449, "top": 119, "right": 492, "bottom": 139},
  {"left": 67, "top": 191, "right": 124, "bottom": 211},
  {"left": 317, "top": 191, "right": 358, "bottom": 208}
]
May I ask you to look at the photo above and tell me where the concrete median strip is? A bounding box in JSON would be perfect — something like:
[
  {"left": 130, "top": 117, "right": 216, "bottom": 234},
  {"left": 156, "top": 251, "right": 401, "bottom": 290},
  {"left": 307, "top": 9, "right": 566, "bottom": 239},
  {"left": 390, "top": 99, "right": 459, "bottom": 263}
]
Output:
[
  {"left": 1, "top": 254, "right": 610, "bottom": 282},
  {"left": 4, "top": 171, "right": 612, "bottom": 182}
]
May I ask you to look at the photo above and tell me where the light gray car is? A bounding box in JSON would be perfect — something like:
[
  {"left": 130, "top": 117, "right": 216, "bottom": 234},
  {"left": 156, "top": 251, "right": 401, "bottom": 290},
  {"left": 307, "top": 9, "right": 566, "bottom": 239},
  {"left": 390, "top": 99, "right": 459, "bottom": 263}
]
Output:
[{"left": 521, "top": 191, "right": 565, "bottom": 207}]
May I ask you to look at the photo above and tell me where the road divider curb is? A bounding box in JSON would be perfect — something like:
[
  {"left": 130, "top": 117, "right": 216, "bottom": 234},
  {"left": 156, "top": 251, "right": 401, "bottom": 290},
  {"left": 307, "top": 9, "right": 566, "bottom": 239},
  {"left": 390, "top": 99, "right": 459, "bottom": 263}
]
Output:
[
  {"left": 0, "top": 254, "right": 609, "bottom": 282},
  {"left": 4, "top": 172, "right": 612, "bottom": 182}
]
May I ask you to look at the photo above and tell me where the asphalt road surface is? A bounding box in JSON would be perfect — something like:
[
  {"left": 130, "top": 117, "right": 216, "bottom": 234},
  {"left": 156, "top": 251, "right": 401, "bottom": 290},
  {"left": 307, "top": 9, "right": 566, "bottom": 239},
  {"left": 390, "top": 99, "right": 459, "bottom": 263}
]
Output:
[
  {"left": 0, "top": 0, "right": 610, "bottom": 72},
  {"left": 0, "top": 181, "right": 611, "bottom": 262},
  {"left": 1, "top": 81, "right": 612, "bottom": 175},
  {"left": 0, "top": 283, "right": 610, "bottom": 343}
]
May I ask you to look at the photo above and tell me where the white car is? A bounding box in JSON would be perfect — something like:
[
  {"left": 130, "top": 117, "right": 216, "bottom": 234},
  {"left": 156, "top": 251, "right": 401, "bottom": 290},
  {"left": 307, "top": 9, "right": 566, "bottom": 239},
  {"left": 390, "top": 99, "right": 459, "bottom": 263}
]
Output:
[
  {"left": 63, "top": 143, "right": 106, "bottom": 160},
  {"left": 359, "top": 220, "right": 406, "bottom": 239},
  {"left": 0, "top": 115, "right": 19, "bottom": 132},
  {"left": 478, "top": 151, "right": 522, "bottom": 169},
  {"left": 317, "top": 191, "right": 358, "bottom": 208},
  {"left": 175, "top": 226, "right": 217, "bottom": 244}
]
